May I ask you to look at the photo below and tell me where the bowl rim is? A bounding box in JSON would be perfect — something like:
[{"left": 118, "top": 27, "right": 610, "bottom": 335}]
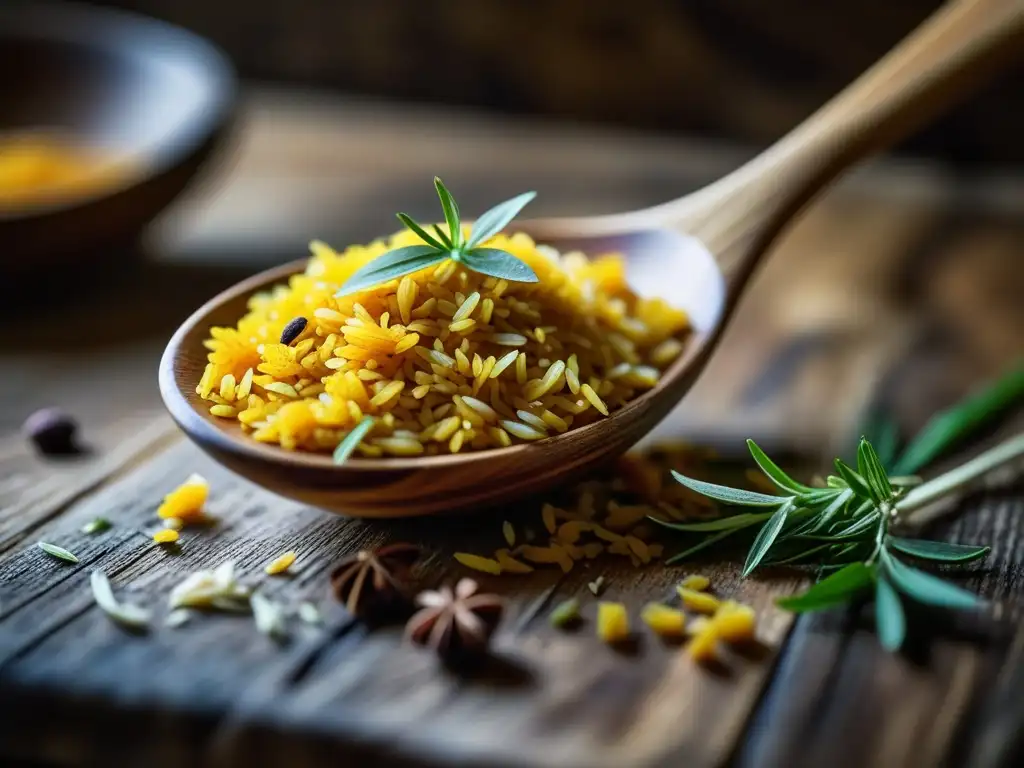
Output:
[
  {"left": 0, "top": 0, "right": 237, "bottom": 222},
  {"left": 158, "top": 245, "right": 717, "bottom": 475}
]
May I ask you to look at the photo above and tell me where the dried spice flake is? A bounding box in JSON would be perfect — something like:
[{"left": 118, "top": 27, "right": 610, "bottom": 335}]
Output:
[
  {"left": 251, "top": 592, "right": 288, "bottom": 639},
  {"left": 640, "top": 603, "right": 686, "bottom": 637},
  {"left": 37, "top": 541, "right": 79, "bottom": 563},
  {"left": 265, "top": 551, "right": 297, "bottom": 575},
  {"left": 165, "top": 609, "right": 192, "bottom": 628},
  {"left": 90, "top": 570, "right": 150, "bottom": 629},
  {"left": 298, "top": 602, "right": 322, "bottom": 624},
  {"left": 153, "top": 529, "right": 179, "bottom": 545},
  {"left": 678, "top": 587, "right": 720, "bottom": 614},
  {"left": 454, "top": 552, "right": 502, "bottom": 575},
  {"left": 596, "top": 601, "right": 630, "bottom": 644},
  {"left": 549, "top": 597, "right": 581, "bottom": 629}
]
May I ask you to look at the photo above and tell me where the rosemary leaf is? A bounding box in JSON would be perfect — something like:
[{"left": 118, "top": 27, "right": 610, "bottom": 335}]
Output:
[
  {"left": 892, "top": 364, "right": 1024, "bottom": 475},
  {"left": 742, "top": 500, "right": 793, "bottom": 576},
  {"left": 333, "top": 416, "right": 376, "bottom": 464},
  {"left": 336, "top": 245, "right": 446, "bottom": 297},
  {"left": 886, "top": 537, "right": 990, "bottom": 563},
  {"left": 81, "top": 518, "right": 112, "bottom": 535},
  {"left": 433, "top": 224, "right": 453, "bottom": 249},
  {"left": 776, "top": 562, "right": 875, "bottom": 612},
  {"left": 549, "top": 597, "right": 581, "bottom": 628},
  {"left": 833, "top": 458, "right": 873, "bottom": 501},
  {"left": 38, "top": 541, "right": 79, "bottom": 563},
  {"left": 434, "top": 177, "right": 462, "bottom": 248},
  {"left": 461, "top": 248, "right": 539, "bottom": 283},
  {"left": 857, "top": 439, "right": 893, "bottom": 504},
  {"left": 467, "top": 191, "right": 536, "bottom": 249},
  {"left": 670, "top": 470, "right": 790, "bottom": 507},
  {"left": 396, "top": 212, "right": 446, "bottom": 250},
  {"left": 881, "top": 549, "right": 983, "bottom": 609},
  {"left": 747, "top": 439, "right": 811, "bottom": 493},
  {"left": 875, "top": 577, "right": 906, "bottom": 651}
]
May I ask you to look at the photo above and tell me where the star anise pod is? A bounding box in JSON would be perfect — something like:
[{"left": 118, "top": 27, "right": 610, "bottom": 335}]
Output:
[
  {"left": 329, "top": 543, "right": 420, "bottom": 618},
  {"left": 405, "top": 578, "right": 503, "bottom": 659}
]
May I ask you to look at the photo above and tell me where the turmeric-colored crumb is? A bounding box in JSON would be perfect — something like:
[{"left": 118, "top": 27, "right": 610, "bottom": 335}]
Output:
[
  {"left": 712, "top": 601, "right": 757, "bottom": 642},
  {"left": 454, "top": 552, "right": 502, "bottom": 575},
  {"left": 678, "top": 574, "right": 710, "bottom": 592},
  {"left": 597, "top": 602, "right": 630, "bottom": 643},
  {"left": 153, "top": 529, "right": 179, "bottom": 545},
  {"left": 677, "top": 587, "right": 721, "bottom": 614},
  {"left": 689, "top": 625, "right": 719, "bottom": 662},
  {"left": 495, "top": 549, "right": 534, "bottom": 573},
  {"left": 264, "top": 551, "right": 297, "bottom": 575},
  {"left": 640, "top": 603, "right": 686, "bottom": 637},
  {"left": 157, "top": 473, "right": 209, "bottom": 524}
]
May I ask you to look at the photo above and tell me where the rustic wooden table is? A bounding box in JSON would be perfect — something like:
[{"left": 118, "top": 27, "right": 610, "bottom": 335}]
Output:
[{"left": 1, "top": 88, "right": 1022, "bottom": 768}]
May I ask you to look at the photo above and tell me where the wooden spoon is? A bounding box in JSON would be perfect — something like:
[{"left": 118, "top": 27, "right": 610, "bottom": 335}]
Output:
[{"left": 160, "top": 0, "right": 1024, "bottom": 517}]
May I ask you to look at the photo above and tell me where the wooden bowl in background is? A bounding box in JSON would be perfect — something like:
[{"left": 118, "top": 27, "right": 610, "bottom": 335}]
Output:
[{"left": 0, "top": 0, "right": 236, "bottom": 276}]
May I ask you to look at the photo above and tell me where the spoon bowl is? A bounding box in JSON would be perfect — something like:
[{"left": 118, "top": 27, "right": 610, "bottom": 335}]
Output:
[
  {"left": 160, "top": 0, "right": 1024, "bottom": 517},
  {"left": 160, "top": 229, "right": 724, "bottom": 516}
]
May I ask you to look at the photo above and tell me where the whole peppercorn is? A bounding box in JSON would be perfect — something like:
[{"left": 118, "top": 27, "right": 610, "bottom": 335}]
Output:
[
  {"left": 280, "top": 317, "right": 308, "bottom": 346},
  {"left": 22, "top": 408, "right": 83, "bottom": 456}
]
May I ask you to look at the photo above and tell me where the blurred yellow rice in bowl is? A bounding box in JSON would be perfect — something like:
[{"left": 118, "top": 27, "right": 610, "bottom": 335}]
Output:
[{"left": 196, "top": 228, "right": 690, "bottom": 457}]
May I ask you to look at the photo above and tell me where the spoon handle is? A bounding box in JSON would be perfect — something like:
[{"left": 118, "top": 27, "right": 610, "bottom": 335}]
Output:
[{"left": 682, "top": 0, "right": 1024, "bottom": 272}]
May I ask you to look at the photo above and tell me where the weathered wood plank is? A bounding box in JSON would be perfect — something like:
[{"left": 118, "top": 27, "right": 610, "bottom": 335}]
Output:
[{"left": 0, "top": 429, "right": 800, "bottom": 768}]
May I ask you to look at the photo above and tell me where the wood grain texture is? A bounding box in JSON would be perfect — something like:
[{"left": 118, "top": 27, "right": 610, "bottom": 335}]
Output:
[{"left": 0, "top": 432, "right": 800, "bottom": 768}]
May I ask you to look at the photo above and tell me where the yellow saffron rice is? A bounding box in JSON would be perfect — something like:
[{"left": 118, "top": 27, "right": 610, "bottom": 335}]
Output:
[{"left": 197, "top": 229, "right": 689, "bottom": 456}]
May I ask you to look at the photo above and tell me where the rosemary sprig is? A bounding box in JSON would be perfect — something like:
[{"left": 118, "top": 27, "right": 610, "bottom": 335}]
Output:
[
  {"left": 655, "top": 433, "right": 1024, "bottom": 651},
  {"left": 336, "top": 178, "right": 538, "bottom": 296}
]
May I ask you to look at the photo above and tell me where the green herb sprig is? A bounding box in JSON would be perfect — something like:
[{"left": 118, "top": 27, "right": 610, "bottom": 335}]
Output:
[
  {"left": 336, "top": 178, "right": 538, "bottom": 297},
  {"left": 655, "top": 432, "right": 1024, "bottom": 651},
  {"left": 655, "top": 363, "right": 1024, "bottom": 651}
]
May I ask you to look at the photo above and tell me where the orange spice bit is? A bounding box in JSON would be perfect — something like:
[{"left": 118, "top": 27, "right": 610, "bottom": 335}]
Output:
[
  {"left": 677, "top": 586, "right": 720, "bottom": 614},
  {"left": 678, "top": 574, "right": 710, "bottom": 592},
  {"left": 494, "top": 548, "right": 534, "bottom": 574},
  {"left": 157, "top": 473, "right": 210, "bottom": 525},
  {"left": 264, "top": 551, "right": 297, "bottom": 575},
  {"left": 712, "top": 600, "right": 757, "bottom": 643},
  {"left": 641, "top": 603, "right": 686, "bottom": 637},
  {"left": 556, "top": 520, "right": 592, "bottom": 544},
  {"left": 596, "top": 602, "right": 630, "bottom": 643},
  {"left": 624, "top": 535, "right": 651, "bottom": 564},
  {"left": 518, "top": 544, "right": 574, "bottom": 572},
  {"left": 541, "top": 504, "right": 558, "bottom": 534},
  {"left": 454, "top": 552, "right": 502, "bottom": 575},
  {"left": 153, "top": 529, "right": 179, "bottom": 545},
  {"left": 689, "top": 623, "right": 719, "bottom": 662}
]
